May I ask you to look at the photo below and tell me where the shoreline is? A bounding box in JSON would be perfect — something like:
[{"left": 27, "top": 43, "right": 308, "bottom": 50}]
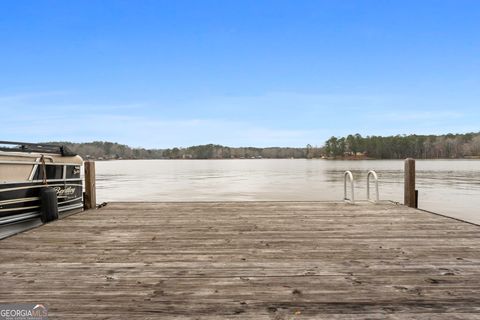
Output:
[{"left": 87, "top": 157, "right": 480, "bottom": 161}]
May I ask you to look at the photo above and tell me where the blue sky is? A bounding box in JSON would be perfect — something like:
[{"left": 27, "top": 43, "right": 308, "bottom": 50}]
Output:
[{"left": 0, "top": 0, "right": 479, "bottom": 148}]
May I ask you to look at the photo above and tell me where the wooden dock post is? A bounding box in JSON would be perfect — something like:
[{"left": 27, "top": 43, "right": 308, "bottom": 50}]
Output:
[
  {"left": 404, "top": 158, "right": 417, "bottom": 208},
  {"left": 84, "top": 160, "right": 96, "bottom": 210}
]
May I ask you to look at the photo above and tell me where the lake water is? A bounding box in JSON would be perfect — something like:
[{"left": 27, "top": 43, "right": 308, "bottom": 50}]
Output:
[{"left": 95, "top": 159, "right": 480, "bottom": 224}]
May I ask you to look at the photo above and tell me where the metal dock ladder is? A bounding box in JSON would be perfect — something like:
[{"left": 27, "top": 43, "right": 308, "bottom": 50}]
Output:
[{"left": 343, "top": 170, "right": 380, "bottom": 203}]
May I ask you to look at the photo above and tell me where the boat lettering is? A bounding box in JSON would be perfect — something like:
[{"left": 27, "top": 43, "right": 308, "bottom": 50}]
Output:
[{"left": 53, "top": 186, "right": 76, "bottom": 196}]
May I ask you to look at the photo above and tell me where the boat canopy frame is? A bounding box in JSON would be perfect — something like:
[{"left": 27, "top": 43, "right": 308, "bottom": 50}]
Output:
[{"left": 0, "top": 141, "right": 77, "bottom": 157}]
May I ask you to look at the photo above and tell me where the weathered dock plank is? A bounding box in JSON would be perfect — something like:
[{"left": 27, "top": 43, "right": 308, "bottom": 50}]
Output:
[{"left": 1, "top": 201, "right": 479, "bottom": 319}]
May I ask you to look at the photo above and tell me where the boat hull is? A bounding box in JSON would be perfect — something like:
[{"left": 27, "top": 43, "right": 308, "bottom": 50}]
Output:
[
  {"left": 0, "top": 148, "right": 84, "bottom": 238},
  {"left": 0, "top": 181, "right": 83, "bottom": 218}
]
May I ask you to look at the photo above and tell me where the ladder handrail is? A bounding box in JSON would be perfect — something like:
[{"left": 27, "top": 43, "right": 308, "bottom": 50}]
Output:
[
  {"left": 343, "top": 171, "right": 355, "bottom": 203},
  {"left": 367, "top": 170, "right": 379, "bottom": 203}
]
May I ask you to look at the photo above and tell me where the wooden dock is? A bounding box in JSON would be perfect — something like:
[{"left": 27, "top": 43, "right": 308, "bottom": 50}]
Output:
[{"left": 1, "top": 201, "right": 480, "bottom": 319}]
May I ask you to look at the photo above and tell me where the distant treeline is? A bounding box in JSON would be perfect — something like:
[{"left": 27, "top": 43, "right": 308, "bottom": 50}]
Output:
[
  {"left": 53, "top": 141, "right": 315, "bottom": 160},
  {"left": 163, "top": 145, "right": 314, "bottom": 159},
  {"left": 50, "top": 132, "right": 480, "bottom": 160},
  {"left": 51, "top": 141, "right": 164, "bottom": 160},
  {"left": 324, "top": 132, "right": 480, "bottom": 159}
]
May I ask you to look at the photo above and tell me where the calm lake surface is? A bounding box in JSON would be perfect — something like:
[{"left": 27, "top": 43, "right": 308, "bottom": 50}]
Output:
[{"left": 96, "top": 159, "right": 480, "bottom": 224}]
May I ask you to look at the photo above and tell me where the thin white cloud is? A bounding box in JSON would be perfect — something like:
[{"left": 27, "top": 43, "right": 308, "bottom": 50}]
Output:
[
  {"left": 1, "top": 111, "right": 326, "bottom": 148},
  {"left": 370, "top": 111, "right": 464, "bottom": 121},
  {"left": 0, "top": 90, "right": 70, "bottom": 103},
  {"left": 184, "top": 91, "right": 389, "bottom": 112},
  {"left": 1, "top": 89, "right": 477, "bottom": 147}
]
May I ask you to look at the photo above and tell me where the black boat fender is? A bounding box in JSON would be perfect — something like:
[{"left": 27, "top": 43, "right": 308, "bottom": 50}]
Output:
[{"left": 40, "top": 187, "right": 59, "bottom": 223}]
